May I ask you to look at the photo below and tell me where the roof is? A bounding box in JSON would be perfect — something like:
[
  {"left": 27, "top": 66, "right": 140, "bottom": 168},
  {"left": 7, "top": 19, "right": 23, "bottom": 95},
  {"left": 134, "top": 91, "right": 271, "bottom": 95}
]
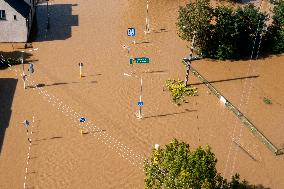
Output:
[{"left": 4, "top": 0, "right": 31, "bottom": 18}]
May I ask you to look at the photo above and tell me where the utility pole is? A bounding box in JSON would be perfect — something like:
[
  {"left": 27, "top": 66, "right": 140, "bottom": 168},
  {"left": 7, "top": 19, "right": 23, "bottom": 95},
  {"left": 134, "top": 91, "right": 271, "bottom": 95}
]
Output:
[{"left": 183, "top": 31, "right": 201, "bottom": 86}]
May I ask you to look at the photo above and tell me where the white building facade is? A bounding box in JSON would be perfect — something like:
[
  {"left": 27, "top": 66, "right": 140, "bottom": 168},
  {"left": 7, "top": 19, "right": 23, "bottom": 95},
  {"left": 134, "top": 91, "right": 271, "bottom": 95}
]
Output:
[{"left": 0, "top": 0, "right": 36, "bottom": 42}]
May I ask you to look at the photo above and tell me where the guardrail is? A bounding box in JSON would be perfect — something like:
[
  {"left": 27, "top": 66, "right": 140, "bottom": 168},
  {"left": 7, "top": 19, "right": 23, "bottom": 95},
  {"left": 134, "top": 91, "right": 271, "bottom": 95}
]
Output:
[{"left": 187, "top": 63, "right": 284, "bottom": 156}]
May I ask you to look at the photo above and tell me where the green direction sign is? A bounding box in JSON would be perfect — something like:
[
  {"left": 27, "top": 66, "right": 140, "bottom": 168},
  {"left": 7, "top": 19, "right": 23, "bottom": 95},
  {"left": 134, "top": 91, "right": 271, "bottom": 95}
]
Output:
[{"left": 135, "top": 57, "right": 150, "bottom": 64}]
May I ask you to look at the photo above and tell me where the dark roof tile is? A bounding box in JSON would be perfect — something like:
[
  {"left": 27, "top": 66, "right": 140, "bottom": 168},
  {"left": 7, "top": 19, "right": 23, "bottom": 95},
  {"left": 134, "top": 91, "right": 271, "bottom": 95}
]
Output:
[{"left": 4, "top": 0, "right": 31, "bottom": 18}]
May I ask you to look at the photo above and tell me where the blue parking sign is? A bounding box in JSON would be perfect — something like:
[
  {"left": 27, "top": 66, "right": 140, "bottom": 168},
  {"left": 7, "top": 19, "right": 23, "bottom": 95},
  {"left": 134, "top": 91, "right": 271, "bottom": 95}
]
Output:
[
  {"left": 138, "top": 101, "right": 144, "bottom": 107},
  {"left": 80, "top": 117, "right": 86, "bottom": 123},
  {"left": 127, "top": 28, "right": 136, "bottom": 37}
]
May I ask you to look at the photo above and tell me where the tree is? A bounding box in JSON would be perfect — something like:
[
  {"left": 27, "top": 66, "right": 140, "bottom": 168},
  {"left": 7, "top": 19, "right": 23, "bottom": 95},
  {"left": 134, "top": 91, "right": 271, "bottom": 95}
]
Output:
[
  {"left": 234, "top": 5, "right": 267, "bottom": 58},
  {"left": 210, "top": 6, "right": 238, "bottom": 59},
  {"left": 144, "top": 139, "right": 266, "bottom": 189},
  {"left": 176, "top": 0, "right": 213, "bottom": 54},
  {"left": 264, "top": 0, "right": 284, "bottom": 53},
  {"left": 177, "top": 2, "right": 268, "bottom": 59},
  {"left": 144, "top": 139, "right": 219, "bottom": 188}
]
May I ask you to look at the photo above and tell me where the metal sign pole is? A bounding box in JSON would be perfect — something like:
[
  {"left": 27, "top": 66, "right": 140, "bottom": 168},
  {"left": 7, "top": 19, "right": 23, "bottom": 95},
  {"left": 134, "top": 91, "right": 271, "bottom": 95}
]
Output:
[
  {"left": 145, "top": 0, "right": 150, "bottom": 33},
  {"left": 79, "top": 63, "right": 83, "bottom": 78},
  {"left": 21, "top": 51, "right": 25, "bottom": 75},
  {"left": 138, "top": 77, "right": 143, "bottom": 119}
]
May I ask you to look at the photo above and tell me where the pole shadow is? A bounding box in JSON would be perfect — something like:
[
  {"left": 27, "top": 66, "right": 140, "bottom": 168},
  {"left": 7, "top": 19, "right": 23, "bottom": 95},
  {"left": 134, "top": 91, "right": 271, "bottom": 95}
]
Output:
[
  {"left": 27, "top": 82, "right": 69, "bottom": 89},
  {"left": 143, "top": 109, "right": 197, "bottom": 119},
  {"left": 190, "top": 75, "right": 259, "bottom": 86},
  {"left": 0, "top": 78, "right": 18, "bottom": 154}
]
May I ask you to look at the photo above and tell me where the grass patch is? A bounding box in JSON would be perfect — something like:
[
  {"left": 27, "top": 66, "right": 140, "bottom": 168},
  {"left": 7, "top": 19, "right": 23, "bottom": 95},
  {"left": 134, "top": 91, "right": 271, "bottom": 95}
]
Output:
[
  {"left": 263, "top": 97, "right": 272, "bottom": 105},
  {"left": 165, "top": 79, "right": 198, "bottom": 105}
]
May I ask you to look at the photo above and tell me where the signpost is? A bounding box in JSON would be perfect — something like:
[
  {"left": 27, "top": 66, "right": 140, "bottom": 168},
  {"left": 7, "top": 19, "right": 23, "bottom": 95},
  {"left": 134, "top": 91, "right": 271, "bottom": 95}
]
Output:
[
  {"left": 78, "top": 63, "right": 83, "bottom": 78},
  {"left": 79, "top": 117, "right": 86, "bottom": 123},
  {"left": 129, "top": 58, "right": 134, "bottom": 65},
  {"left": 79, "top": 117, "right": 86, "bottom": 136},
  {"left": 22, "top": 120, "right": 31, "bottom": 143},
  {"left": 127, "top": 28, "right": 136, "bottom": 37},
  {"left": 138, "top": 101, "right": 144, "bottom": 107},
  {"left": 134, "top": 57, "right": 150, "bottom": 64},
  {"left": 28, "top": 64, "right": 34, "bottom": 75},
  {"left": 22, "top": 74, "right": 27, "bottom": 89},
  {"left": 137, "top": 77, "right": 143, "bottom": 119}
]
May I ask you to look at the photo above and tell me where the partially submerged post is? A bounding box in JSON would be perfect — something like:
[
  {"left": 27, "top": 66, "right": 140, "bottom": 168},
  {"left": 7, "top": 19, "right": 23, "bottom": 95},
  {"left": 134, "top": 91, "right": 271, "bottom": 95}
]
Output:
[
  {"left": 145, "top": 0, "right": 150, "bottom": 34},
  {"left": 137, "top": 77, "right": 143, "bottom": 119},
  {"left": 78, "top": 62, "right": 83, "bottom": 78}
]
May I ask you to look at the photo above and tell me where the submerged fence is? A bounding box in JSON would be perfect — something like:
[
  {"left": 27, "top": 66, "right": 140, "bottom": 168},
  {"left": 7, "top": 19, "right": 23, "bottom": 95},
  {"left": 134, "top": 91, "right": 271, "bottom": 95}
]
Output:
[{"left": 188, "top": 64, "right": 284, "bottom": 156}]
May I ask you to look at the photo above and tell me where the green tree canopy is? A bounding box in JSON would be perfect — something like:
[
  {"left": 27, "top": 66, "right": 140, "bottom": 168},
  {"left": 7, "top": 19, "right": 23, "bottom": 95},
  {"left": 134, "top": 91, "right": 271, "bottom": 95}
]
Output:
[
  {"left": 177, "top": 0, "right": 271, "bottom": 59},
  {"left": 144, "top": 139, "right": 265, "bottom": 189},
  {"left": 177, "top": 0, "right": 213, "bottom": 53},
  {"left": 264, "top": 0, "right": 284, "bottom": 53}
]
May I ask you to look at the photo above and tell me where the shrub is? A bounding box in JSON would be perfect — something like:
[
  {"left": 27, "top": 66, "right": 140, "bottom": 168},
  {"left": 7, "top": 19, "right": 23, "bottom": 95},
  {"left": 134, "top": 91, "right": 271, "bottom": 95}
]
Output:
[{"left": 165, "top": 79, "right": 197, "bottom": 105}]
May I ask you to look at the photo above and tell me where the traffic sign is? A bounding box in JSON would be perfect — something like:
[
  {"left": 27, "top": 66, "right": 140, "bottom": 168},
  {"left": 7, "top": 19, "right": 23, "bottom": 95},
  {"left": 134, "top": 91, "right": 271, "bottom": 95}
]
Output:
[
  {"left": 23, "top": 120, "right": 30, "bottom": 127},
  {"left": 129, "top": 58, "right": 134, "bottom": 65},
  {"left": 28, "top": 64, "right": 34, "bottom": 74},
  {"left": 127, "top": 28, "right": 136, "bottom": 37},
  {"left": 79, "top": 117, "right": 86, "bottom": 123},
  {"left": 138, "top": 101, "right": 144, "bottom": 107},
  {"left": 135, "top": 57, "right": 150, "bottom": 64}
]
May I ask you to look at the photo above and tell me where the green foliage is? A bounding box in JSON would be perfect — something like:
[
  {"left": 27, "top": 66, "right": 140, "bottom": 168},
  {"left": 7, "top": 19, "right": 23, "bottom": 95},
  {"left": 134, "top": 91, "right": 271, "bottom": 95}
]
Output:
[
  {"left": 264, "top": 0, "right": 284, "bottom": 54},
  {"left": 177, "top": 0, "right": 213, "bottom": 52},
  {"left": 177, "top": 1, "right": 269, "bottom": 59},
  {"left": 144, "top": 139, "right": 261, "bottom": 189},
  {"left": 272, "top": 0, "right": 284, "bottom": 26},
  {"left": 263, "top": 97, "right": 272, "bottom": 105},
  {"left": 144, "top": 139, "right": 218, "bottom": 189},
  {"left": 165, "top": 79, "right": 197, "bottom": 105}
]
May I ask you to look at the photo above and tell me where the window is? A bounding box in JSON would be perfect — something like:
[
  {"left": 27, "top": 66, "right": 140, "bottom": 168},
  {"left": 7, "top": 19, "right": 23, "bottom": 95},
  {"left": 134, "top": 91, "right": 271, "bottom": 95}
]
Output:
[
  {"left": 14, "top": 15, "right": 17, "bottom": 20},
  {"left": 0, "top": 10, "right": 6, "bottom": 20}
]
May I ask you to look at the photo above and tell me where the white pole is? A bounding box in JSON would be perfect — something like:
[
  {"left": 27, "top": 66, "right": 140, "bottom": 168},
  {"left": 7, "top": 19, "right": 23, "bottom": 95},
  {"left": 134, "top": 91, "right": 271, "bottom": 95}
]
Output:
[
  {"left": 79, "top": 65, "right": 82, "bottom": 78},
  {"left": 21, "top": 51, "right": 25, "bottom": 75},
  {"left": 23, "top": 74, "right": 26, "bottom": 90},
  {"left": 145, "top": 0, "right": 150, "bottom": 33},
  {"left": 138, "top": 77, "right": 143, "bottom": 119}
]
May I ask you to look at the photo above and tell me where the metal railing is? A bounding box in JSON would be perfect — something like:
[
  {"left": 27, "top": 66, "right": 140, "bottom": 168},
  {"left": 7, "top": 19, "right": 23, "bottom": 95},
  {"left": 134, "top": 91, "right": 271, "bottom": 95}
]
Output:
[{"left": 188, "top": 64, "right": 284, "bottom": 156}]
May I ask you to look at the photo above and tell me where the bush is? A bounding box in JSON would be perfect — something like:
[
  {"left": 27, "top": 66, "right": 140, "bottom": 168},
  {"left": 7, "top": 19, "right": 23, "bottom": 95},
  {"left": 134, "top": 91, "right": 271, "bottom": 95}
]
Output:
[{"left": 165, "top": 79, "right": 197, "bottom": 105}]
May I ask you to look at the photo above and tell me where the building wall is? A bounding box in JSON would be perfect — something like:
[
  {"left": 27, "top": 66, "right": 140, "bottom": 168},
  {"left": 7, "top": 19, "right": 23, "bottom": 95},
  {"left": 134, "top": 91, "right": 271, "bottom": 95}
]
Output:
[{"left": 0, "top": 1, "right": 28, "bottom": 42}]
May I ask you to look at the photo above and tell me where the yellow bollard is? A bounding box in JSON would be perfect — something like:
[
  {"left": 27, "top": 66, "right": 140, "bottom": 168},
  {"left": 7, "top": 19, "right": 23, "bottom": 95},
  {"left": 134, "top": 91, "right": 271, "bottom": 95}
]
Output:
[{"left": 80, "top": 129, "right": 84, "bottom": 136}]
